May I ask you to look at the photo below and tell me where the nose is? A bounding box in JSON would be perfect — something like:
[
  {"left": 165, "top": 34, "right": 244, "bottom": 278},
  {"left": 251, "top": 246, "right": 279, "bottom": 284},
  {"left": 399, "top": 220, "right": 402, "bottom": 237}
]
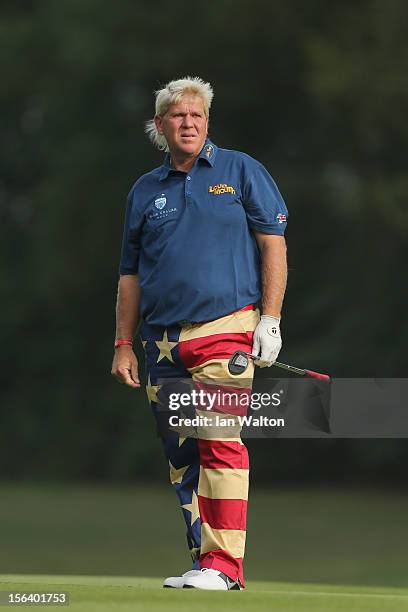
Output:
[{"left": 182, "top": 113, "right": 194, "bottom": 127}]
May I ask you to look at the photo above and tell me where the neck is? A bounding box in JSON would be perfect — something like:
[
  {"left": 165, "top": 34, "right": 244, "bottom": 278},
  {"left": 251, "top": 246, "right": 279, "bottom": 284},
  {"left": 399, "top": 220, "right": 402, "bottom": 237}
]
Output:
[{"left": 170, "top": 152, "right": 198, "bottom": 173}]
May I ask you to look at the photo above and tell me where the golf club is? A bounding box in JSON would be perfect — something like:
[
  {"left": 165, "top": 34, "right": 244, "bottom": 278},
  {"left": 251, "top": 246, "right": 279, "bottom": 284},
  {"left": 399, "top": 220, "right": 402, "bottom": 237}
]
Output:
[{"left": 228, "top": 350, "right": 331, "bottom": 383}]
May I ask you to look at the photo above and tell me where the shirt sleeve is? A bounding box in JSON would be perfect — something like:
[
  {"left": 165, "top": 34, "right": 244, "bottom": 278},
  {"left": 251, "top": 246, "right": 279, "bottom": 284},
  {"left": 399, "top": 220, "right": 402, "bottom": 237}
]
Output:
[
  {"left": 119, "top": 186, "right": 144, "bottom": 275},
  {"left": 241, "top": 158, "right": 288, "bottom": 235}
]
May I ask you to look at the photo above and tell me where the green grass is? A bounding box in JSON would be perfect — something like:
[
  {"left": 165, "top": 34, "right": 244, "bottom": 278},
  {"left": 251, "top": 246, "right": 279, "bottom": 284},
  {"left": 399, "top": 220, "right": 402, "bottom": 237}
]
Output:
[
  {"left": 1, "top": 484, "right": 408, "bottom": 610},
  {"left": 1, "top": 575, "right": 408, "bottom": 612},
  {"left": 2, "top": 484, "right": 408, "bottom": 587}
]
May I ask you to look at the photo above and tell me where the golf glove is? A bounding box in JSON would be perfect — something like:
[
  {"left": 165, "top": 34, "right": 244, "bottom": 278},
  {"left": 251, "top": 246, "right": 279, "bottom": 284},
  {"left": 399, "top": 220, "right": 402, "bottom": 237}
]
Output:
[{"left": 252, "top": 315, "right": 282, "bottom": 367}]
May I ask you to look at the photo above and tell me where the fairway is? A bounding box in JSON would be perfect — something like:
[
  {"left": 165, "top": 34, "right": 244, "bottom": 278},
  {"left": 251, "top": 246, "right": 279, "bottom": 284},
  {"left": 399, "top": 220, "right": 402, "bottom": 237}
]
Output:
[
  {"left": 2, "top": 485, "right": 408, "bottom": 587},
  {"left": 1, "top": 575, "right": 408, "bottom": 612},
  {"left": 2, "top": 485, "right": 408, "bottom": 611}
]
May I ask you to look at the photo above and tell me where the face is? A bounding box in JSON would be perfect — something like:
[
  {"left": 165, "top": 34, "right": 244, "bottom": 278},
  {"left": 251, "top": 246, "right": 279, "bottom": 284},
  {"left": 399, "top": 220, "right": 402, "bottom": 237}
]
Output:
[{"left": 155, "top": 95, "right": 208, "bottom": 159}]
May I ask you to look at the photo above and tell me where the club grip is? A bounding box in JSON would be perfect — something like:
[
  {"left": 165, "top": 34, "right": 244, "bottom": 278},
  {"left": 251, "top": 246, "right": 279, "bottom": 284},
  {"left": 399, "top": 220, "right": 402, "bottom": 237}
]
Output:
[{"left": 305, "top": 369, "right": 331, "bottom": 383}]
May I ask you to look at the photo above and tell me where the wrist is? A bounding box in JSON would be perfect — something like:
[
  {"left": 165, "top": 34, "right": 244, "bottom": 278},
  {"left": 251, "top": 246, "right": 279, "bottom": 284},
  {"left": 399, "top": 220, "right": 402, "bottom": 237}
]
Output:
[
  {"left": 114, "top": 338, "right": 133, "bottom": 349},
  {"left": 261, "top": 314, "right": 281, "bottom": 324}
]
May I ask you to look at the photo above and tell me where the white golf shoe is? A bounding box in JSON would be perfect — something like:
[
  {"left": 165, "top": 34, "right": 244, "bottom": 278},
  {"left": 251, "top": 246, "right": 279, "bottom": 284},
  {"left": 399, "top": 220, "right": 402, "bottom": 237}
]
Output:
[
  {"left": 183, "top": 568, "right": 242, "bottom": 590},
  {"left": 163, "top": 569, "right": 201, "bottom": 588}
]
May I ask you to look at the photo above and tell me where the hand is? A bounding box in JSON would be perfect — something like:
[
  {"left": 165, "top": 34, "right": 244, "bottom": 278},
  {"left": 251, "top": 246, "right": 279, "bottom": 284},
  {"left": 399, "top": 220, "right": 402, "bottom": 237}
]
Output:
[
  {"left": 111, "top": 345, "right": 140, "bottom": 388},
  {"left": 252, "top": 315, "right": 282, "bottom": 368}
]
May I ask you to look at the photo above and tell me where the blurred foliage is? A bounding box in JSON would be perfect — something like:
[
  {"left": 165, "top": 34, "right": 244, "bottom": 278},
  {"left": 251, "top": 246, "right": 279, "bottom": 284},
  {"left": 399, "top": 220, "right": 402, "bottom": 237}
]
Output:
[{"left": 1, "top": 0, "right": 407, "bottom": 481}]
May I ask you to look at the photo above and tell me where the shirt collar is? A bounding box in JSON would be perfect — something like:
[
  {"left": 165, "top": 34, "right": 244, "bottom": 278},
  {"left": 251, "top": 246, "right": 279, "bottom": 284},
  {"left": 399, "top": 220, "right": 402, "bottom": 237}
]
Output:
[
  {"left": 159, "top": 139, "right": 218, "bottom": 181},
  {"left": 198, "top": 139, "right": 218, "bottom": 166}
]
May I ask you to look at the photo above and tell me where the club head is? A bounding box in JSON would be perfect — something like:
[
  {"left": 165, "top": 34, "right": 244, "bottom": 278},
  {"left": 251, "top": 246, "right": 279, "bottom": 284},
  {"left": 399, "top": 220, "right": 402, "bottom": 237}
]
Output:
[{"left": 228, "top": 350, "right": 251, "bottom": 375}]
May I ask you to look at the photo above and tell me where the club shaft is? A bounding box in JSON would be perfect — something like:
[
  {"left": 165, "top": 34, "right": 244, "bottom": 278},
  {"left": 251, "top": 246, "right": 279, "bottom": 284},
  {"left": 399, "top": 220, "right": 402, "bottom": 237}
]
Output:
[
  {"left": 243, "top": 352, "right": 330, "bottom": 381},
  {"left": 243, "top": 351, "right": 306, "bottom": 375},
  {"left": 273, "top": 361, "right": 306, "bottom": 376}
]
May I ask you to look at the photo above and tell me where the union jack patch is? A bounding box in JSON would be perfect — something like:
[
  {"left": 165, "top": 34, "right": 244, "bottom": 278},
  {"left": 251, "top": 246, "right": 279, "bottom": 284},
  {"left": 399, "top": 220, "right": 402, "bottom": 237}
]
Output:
[{"left": 277, "top": 213, "right": 287, "bottom": 223}]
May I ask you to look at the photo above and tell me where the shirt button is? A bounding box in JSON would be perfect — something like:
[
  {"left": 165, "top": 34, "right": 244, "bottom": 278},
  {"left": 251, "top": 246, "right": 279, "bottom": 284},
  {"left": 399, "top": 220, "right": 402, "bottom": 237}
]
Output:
[{"left": 187, "top": 176, "right": 191, "bottom": 181}]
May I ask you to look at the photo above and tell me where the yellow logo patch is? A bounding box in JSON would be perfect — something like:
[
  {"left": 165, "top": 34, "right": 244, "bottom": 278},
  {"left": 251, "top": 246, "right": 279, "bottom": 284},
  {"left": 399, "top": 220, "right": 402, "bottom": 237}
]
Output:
[{"left": 208, "top": 183, "right": 236, "bottom": 196}]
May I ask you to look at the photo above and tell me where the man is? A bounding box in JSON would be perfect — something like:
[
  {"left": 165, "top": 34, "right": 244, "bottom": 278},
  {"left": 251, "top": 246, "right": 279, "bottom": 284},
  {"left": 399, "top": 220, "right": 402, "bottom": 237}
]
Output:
[{"left": 111, "top": 77, "right": 288, "bottom": 590}]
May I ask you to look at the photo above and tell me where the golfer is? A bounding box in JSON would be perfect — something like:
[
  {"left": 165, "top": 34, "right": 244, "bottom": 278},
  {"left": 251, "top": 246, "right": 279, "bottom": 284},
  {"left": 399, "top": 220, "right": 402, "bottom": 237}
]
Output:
[{"left": 111, "top": 77, "right": 288, "bottom": 590}]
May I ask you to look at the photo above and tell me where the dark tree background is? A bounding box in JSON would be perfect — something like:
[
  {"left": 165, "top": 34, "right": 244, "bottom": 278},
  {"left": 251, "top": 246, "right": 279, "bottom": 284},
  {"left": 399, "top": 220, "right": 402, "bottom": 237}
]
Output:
[{"left": 1, "top": 0, "right": 407, "bottom": 481}]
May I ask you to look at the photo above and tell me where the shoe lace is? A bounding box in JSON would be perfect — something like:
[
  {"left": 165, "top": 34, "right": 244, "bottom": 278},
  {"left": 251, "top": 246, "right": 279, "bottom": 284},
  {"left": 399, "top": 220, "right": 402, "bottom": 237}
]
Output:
[{"left": 200, "top": 568, "right": 239, "bottom": 587}]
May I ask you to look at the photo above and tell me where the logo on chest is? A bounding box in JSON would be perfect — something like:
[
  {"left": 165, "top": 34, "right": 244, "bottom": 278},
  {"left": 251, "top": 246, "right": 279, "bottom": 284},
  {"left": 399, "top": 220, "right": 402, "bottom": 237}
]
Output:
[
  {"left": 154, "top": 194, "right": 167, "bottom": 209},
  {"left": 208, "top": 183, "right": 236, "bottom": 196},
  {"left": 149, "top": 193, "right": 177, "bottom": 221}
]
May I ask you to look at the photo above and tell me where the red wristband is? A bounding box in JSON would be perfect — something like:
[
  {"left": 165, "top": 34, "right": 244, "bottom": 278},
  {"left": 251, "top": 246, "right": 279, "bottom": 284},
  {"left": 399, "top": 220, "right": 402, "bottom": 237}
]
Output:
[{"left": 114, "top": 338, "right": 133, "bottom": 349}]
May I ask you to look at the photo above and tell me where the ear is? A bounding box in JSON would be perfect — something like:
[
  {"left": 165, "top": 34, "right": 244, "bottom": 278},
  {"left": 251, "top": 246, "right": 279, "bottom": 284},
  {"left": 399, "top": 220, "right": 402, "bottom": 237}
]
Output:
[{"left": 154, "top": 115, "right": 163, "bottom": 135}]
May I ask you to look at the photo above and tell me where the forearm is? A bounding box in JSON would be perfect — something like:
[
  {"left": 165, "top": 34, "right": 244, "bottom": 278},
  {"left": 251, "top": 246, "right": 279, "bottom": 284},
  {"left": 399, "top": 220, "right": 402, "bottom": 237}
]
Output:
[
  {"left": 258, "top": 236, "right": 287, "bottom": 318},
  {"left": 115, "top": 274, "right": 141, "bottom": 340}
]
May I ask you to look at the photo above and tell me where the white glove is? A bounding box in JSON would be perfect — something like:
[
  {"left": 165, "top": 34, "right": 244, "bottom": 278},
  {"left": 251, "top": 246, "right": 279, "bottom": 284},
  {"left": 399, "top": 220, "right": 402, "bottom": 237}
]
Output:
[{"left": 252, "top": 315, "right": 282, "bottom": 368}]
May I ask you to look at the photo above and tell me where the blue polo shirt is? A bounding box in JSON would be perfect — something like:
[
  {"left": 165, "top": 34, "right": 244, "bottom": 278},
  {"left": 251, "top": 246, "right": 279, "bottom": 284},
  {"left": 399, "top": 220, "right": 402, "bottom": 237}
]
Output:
[{"left": 119, "top": 140, "right": 288, "bottom": 326}]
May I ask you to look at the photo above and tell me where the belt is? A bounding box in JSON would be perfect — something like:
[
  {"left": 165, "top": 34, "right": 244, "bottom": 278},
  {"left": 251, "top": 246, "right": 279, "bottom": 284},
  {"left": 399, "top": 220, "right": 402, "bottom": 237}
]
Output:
[{"left": 236, "top": 304, "right": 257, "bottom": 313}]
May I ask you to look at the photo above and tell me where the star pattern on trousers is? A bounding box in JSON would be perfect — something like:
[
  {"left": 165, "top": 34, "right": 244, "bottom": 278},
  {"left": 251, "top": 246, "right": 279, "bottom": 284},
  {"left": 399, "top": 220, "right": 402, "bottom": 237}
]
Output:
[
  {"left": 182, "top": 489, "right": 200, "bottom": 525},
  {"left": 190, "top": 546, "right": 201, "bottom": 562},
  {"left": 155, "top": 330, "right": 177, "bottom": 363},
  {"left": 169, "top": 460, "right": 189, "bottom": 485},
  {"left": 146, "top": 373, "right": 159, "bottom": 403}
]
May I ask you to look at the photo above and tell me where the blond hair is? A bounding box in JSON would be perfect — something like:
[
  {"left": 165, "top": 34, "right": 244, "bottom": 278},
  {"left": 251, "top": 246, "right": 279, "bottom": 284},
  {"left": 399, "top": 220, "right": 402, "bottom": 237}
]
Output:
[{"left": 145, "top": 76, "right": 214, "bottom": 151}]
